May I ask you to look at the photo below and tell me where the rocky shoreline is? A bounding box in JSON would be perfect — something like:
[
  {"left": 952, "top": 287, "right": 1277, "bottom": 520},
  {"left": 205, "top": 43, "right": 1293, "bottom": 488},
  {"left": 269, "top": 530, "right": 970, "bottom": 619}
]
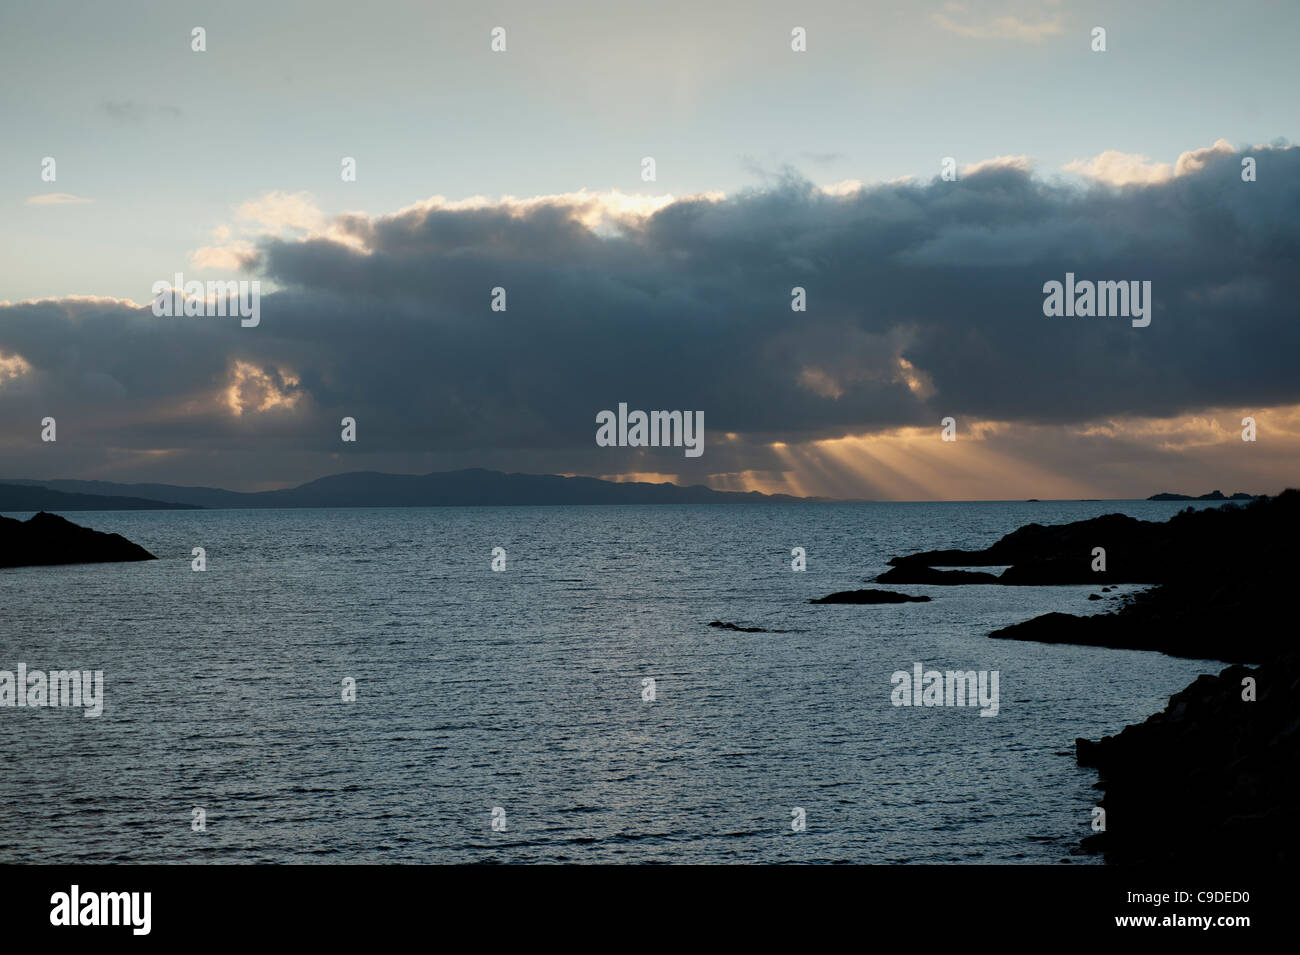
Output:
[
  {"left": 1074, "top": 654, "right": 1298, "bottom": 864},
  {"left": 886, "top": 490, "right": 1298, "bottom": 863}
]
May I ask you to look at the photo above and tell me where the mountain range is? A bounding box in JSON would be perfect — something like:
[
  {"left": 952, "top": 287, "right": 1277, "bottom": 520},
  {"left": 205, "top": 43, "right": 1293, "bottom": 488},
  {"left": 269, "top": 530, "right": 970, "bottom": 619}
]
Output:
[
  {"left": 2, "top": 474, "right": 1266, "bottom": 512},
  {"left": 0, "top": 469, "right": 821, "bottom": 510}
]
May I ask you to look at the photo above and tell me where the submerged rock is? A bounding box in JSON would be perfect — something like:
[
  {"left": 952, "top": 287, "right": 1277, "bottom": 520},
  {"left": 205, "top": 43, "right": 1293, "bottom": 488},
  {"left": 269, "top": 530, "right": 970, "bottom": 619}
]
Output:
[
  {"left": 706, "top": 620, "right": 799, "bottom": 633},
  {"left": 0, "top": 511, "right": 156, "bottom": 568}
]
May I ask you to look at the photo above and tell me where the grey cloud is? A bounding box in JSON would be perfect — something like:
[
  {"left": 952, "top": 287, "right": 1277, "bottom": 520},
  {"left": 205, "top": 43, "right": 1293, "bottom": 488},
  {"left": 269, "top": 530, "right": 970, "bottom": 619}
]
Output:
[{"left": 2, "top": 145, "right": 1298, "bottom": 485}]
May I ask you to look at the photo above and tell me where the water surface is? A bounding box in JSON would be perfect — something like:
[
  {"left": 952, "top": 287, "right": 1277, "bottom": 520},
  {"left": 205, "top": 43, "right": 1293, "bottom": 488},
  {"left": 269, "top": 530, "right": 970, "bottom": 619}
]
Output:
[{"left": 0, "top": 500, "right": 1224, "bottom": 863}]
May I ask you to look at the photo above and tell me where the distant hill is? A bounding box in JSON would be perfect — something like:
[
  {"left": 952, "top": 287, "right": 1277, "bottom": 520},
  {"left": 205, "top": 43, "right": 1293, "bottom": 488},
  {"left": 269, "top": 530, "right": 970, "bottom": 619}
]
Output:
[
  {"left": 3, "top": 469, "right": 821, "bottom": 509},
  {"left": 0, "top": 483, "right": 200, "bottom": 512},
  {"left": 1147, "top": 490, "right": 1259, "bottom": 501}
]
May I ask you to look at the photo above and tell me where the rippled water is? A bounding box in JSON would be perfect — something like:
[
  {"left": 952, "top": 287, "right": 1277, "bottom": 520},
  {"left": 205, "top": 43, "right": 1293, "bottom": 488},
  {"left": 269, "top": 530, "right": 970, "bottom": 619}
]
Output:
[{"left": 0, "top": 500, "right": 1225, "bottom": 863}]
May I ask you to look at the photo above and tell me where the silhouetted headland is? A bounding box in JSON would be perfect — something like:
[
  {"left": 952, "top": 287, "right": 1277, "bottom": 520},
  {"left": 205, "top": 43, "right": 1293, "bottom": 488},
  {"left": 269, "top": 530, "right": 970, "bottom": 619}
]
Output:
[
  {"left": 887, "top": 490, "right": 1298, "bottom": 863},
  {"left": 1075, "top": 655, "right": 1298, "bottom": 864},
  {"left": 880, "top": 492, "right": 1293, "bottom": 600},
  {"left": 0, "top": 512, "right": 157, "bottom": 569},
  {"left": 981, "top": 492, "right": 1297, "bottom": 660}
]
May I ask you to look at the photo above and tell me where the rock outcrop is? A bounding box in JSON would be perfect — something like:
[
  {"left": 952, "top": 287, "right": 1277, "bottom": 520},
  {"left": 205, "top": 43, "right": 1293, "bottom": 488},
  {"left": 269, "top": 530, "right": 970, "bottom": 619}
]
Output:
[
  {"left": 882, "top": 491, "right": 1295, "bottom": 591},
  {"left": 809, "top": 589, "right": 931, "bottom": 604},
  {"left": 933, "top": 490, "right": 1300, "bottom": 862},
  {"left": 0, "top": 512, "right": 157, "bottom": 568},
  {"left": 984, "top": 492, "right": 1298, "bottom": 661},
  {"left": 1075, "top": 654, "right": 1300, "bottom": 864},
  {"left": 874, "top": 566, "right": 999, "bottom": 585}
]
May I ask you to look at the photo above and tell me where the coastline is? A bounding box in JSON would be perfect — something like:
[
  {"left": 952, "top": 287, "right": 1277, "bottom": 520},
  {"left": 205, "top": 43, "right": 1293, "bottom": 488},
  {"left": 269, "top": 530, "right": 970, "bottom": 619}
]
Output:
[
  {"left": 886, "top": 490, "right": 1298, "bottom": 862},
  {"left": 1074, "top": 654, "right": 1297, "bottom": 864}
]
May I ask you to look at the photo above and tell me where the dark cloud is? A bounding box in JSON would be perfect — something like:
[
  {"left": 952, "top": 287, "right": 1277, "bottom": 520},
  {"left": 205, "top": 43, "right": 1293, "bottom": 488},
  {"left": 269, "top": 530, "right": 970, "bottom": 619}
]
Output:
[{"left": 2, "top": 145, "right": 1298, "bottom": 488}]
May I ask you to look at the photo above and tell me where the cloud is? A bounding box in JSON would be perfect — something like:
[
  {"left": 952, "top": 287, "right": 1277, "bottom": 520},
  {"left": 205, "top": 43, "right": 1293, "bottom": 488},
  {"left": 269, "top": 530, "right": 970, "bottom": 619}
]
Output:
[
  {"left": 1065, "top": 139, "right": 1243, "bottom": 186},
  {"left": 0, "top": 350, "right": 33, "bottom": 387},
  {"left": 1063, "top": 151, "right": 1174, "bottom": 186},
  {"left": 225, "top": 360, "right": 304, "bottom": 416},
  {"left": 387, "top": 188, "right": 719, "bottom": 234},
  {"left": 961, "top": 155, "right": 1033, "bottom": 176},
  {"left": 236, "top": 191, "right": 328, "bottom": 233},
  {"left": 931, "top": 3, "right": 1064, "bottom": 42},
  {"left": 190, "top": 188, "right": 708, "bottom": 269},
  {"left": 818, "top": 179, "right": 865, "bottom": 196},
  {"left": 1174, "top": 138, "right": 1238, "bottom": 176},
  {"left": 2, "top": 140, "right": 1298, "bottom": 497},
  {"left": 26, "top": 193, "right": 93, "bottom": 205},
  {"left": 191, "top": 241, "right": 259, "bottom": 271}
]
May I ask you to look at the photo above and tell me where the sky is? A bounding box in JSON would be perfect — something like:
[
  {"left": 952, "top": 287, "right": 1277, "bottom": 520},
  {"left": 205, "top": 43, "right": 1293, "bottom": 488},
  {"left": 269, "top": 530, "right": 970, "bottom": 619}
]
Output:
[{"left": 1, "top": 0, "right": 1298, "bottom": 499}]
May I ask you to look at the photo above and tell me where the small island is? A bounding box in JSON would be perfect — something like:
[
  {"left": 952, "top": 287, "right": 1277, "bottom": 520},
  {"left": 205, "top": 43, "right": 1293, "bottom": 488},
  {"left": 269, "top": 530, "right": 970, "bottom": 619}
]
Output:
[{"left": 1147, "top": 489, "right": 1258, "bottom": 501}]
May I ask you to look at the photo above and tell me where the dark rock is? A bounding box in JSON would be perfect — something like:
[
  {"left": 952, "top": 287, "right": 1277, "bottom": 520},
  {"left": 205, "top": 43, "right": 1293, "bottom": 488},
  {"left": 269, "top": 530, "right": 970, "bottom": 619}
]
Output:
[
  {"left": 1088, "top": 593, "right": 1102, "bottom": 600},
  {"left": 810, "top": 589, "right": 931, "bottom": 604},
  {"left": 885, "top": 513, "right": 1154, "bottom": 569},
  {"left": 1074, "top": 737, "right": 1101, "bottom": 766},
  {"left": 0, "top": 511, "right": 156, "bottom": 568},
  {"left": 998, "top": 557, "right": 1149, "bottom": 585},
  {"left": 1075, "top": 655, "right": 1300, "bottom": 864},
  {"left": 962, "top": 490, "right": 1300, "bottom": 862},
  {"left": 990, "top": 570, "right": 1291, "bottom": 661},
  {"left": 707, "top": 620, "right": 801, "bottom": 634},
  {"left": 874, "top": 565, "right": 998, "bottom": 585},
  {"left": 884, "top": 498, "right": 1285, "bottom": 585}
]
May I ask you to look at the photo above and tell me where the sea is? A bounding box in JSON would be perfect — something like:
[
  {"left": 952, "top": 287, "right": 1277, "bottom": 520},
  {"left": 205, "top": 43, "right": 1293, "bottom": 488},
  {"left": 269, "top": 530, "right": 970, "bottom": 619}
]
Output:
[{"left": 0, "top": 500, "right": 1228, "bottom": 863}]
